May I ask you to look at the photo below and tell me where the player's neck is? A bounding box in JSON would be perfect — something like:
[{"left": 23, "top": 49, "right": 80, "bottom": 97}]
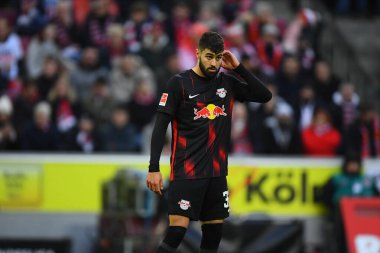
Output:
[{"left": 192, "top": 66, "right": 206, "bottom": 78}]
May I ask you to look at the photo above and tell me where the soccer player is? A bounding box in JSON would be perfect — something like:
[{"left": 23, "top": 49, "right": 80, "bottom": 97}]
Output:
[{"left": 146, "top": 31, "right": 272, "bottom": 253}]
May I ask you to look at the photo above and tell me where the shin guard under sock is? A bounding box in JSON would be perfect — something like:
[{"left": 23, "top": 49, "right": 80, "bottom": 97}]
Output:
[
  {"left": 200, "top": 223, "right": 223, "bottom": 252},
  {"left": 157, "top": 226, "right": 187, "bottom": 253}
]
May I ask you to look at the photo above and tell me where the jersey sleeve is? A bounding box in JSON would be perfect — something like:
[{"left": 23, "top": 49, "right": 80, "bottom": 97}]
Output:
[
  {"left": 228, "top": 64, "right": 272, "bottom": 103},
  {"left": 227, "top": 74, "right": 249, "bottom": 102},
  {"left": 149, "top": 112, "right": 172, "bottom": 172},
  {"left": 157, "top": 76, "right": 181, "bottom": 116}
]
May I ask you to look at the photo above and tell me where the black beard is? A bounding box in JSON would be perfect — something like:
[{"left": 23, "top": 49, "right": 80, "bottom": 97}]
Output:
[{"left": 199, "top": 60, "right": 219, "bottom": 79}]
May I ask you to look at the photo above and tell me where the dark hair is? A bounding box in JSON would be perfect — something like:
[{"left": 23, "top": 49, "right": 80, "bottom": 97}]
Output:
[
  {"left": 198, "top": 31, "right": 224, "bottom": 54},
  {"left": 342, "top": 151, "right": 362, "bottom": 173},
  {"left": 94, "top": 76, "right": 108, "bottom": 86},
  {"left": 312, "top": 106, "right": 331, "bottom": 120},
  {"left": 130, "top": 2, "right": 148, "bottom": 13}
]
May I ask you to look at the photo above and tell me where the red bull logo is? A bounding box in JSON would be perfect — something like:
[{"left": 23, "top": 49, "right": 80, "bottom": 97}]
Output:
[{"left": 194, "top": 104, "right": 227, "bottom": 120}]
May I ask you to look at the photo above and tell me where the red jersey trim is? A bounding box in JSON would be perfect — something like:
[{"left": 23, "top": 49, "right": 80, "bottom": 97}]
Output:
[{"left": 170, "top": 119, "right": 178, "bottom": 181}]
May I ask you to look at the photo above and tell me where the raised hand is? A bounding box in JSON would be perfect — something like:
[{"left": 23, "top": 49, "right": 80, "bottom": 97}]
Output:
[{"left": 221, "top": 50, "right": 240, "bottom": 70}]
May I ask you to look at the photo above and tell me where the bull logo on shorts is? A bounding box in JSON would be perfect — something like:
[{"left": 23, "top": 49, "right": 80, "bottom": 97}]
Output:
[{"left": 178, "top": 199, "right": 191, "bottom": 210}]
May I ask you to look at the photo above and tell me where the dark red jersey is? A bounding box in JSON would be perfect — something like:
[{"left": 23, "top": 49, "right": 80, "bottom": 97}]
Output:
[{"left": 157, "top": 67, "right": 268, "bottom": 180}]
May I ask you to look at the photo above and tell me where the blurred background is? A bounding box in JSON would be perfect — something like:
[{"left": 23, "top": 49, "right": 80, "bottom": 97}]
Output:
[{"left": 0, "top": 0, "right": 379, "bottom": 252}]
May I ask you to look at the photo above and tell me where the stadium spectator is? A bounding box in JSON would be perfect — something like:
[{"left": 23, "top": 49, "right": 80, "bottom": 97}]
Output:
[
  {"left": 139, "top": 21, "right": 175, "bottom": 74},
  {"left": 123, "top": 2, "right": 152, "bottom": 53},
  {"left": 80, "top": 0, "right": 116, "bottom": 48},
  {"left": 301, "top": 107, "right": 341, "bottom": 156},
  {"left": 0, "top": 17, "right": 23, "bottom": 81},
  {"left": 283, "top": 8, "right": 320, "bottom": 53},
  {"left": 345, "top": 102, "right": 380, "bottom": 157},
  {"left": 294, "top": 84, "right": 324, "bottom": 130},
  {"left": 127, "top": 79, "right": 157, "bottom": 132},
  {"left": 240, "top": 53, "right": 262, "bottom": 79},
  {"left": 177, "top": 22, "right": 209, "bottom": 70},
  {"left": 197, "top": 2, "right": 223, "bottom": 31},
  {"left": 0, "top": 1, "right": 18, "bottom": 27},
  {"left": 15, "top": 0, "right": 46, "bottom": 47},
  {"left": 330, "top": 83, "right": 360, "bottom": 132},
  {"left": 70, "top": 47, "right": 108, "bottom": 101},
  {"left": 48, "top": 74, "right": 81, "bottom": 148},
  {"left": 109, "top": 54, "right": 155, "bottom": 103},
  {"left": 49, "top": 1, "right": 77, "bottom": 49},
  {"left": 168, "top": 2, "right": 208, "bottom": 70},
  {"left": 112, "top": 0, "right": 133, "bottom": 21},
  {"left": 166, "top": 1, "right": 193, "bottom": 48},
  {"left": 246, "top": 2, "right": 287, "bottom": 45},
  {"left": 283, "top": 8, "right": 320, "bottom": 72},
  {"left": 275, "top": 56, "right": 304, "bottom": 106},
  {"left": 26, "top": 23, "right": 61, "bottom": 78},
  {"left": 36, "top": 56, "right": 62, "bottom": 100},
  {"left": 0, "top": 95, "right": 18, "bottom": 150},
  {"left": 102, "top": 106, "right": 139, "bottom": 152},
  {"left": 312, "top": 60, "right": 340, "bottom": 105},
  {"left": 104, "top": 23, "right": 127, "bottom": 65},
  {"left": 261, "top": 103, "right": 302, "bottom": 154},
  {"left": 82, "top": 77, "right": 116, "bottom": 129},
  {"left": 20, "top": 101, "right": 59, "bottom": 151},
  {"left": 231, "top": 103, "right": 253, "bottom": 154},
  {"left": 319, "top": 152, "right": 379, "bottom": 253},
  {"left": 255, "top": 24, "right": 284, "bottom": 77},
  {"left": 12, "top": 80, "right": 40, "bottom": 133},
  {"left": 5, "top": 76, "right": 23, "bottom": 99},
  {"left": 220, "top": 0, "right": 240, "bottom": 25},
  {"left": 69, "top": 114, "right": 103, "bottom": 153},
  {"left": 155, "top": 52, "right": 181, "bottom": 96},
  {"left": 247, "top": 83, "right": 292, "bottom": 153},
  {"left": 298, "top": 9, "right": 321, "bottom": 61},
  {"left": 223, "top": 23, "right": 258, "bottom": 69}
]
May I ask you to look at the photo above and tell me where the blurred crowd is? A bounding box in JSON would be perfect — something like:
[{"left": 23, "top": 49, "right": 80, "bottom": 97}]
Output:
[
  {"left": 321, "top": 0, "right": 380, "bottom": 16},
  {"left": 0, "top": 0, "right": 379, "bottom": 158}
]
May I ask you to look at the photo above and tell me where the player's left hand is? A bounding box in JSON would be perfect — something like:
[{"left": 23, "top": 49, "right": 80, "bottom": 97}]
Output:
[{"left": 222, "top": 50, "right": 240, "bottom": 70}]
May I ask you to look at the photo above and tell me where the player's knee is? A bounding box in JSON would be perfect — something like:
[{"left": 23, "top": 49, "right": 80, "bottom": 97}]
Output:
[
  {"left": 200, "top": 223, "right": 223, "bottom": 252},
  {"left": 157, "top": 226, "right": 187, "bottom": 253}
]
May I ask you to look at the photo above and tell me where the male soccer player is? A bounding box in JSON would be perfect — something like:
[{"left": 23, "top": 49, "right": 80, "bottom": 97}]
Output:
[{"left": 146, "top": 31, "right": 272, "bottom": 253}]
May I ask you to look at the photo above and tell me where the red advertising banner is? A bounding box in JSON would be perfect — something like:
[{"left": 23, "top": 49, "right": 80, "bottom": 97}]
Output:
[{"left": 341, "top": 198, "right": 380, "bottom": 253}]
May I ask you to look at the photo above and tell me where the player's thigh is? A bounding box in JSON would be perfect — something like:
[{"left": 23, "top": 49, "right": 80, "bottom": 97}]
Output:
[
  {"left": 167, "top": 178, "right": 208, "bottom": 221},
  {"left": 199, "top": 176, "right": 229, "bottom": 221}
]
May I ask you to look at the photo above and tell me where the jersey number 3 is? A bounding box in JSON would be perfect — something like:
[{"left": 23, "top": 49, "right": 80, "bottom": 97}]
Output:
[{"left": 223, "top": 191, "right": 229, "bottom": 208}]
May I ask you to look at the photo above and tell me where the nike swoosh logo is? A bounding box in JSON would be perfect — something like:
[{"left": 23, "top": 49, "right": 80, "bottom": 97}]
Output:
[{"left": 189, "top": 94, "right": 200, "bottom": 99}]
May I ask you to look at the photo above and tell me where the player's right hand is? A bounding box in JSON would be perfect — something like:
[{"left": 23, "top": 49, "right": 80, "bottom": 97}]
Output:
[{"left": 146, "top": 172, "right": 164, "bottom": 195}]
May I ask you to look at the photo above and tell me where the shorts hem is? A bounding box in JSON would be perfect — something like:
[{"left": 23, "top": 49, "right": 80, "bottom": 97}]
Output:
[
  {"left": 168, "top": 211, "right": 199, "bottom": 221},
  {"left": 199, "top": 213, "right": 229, "bottom": 222}
]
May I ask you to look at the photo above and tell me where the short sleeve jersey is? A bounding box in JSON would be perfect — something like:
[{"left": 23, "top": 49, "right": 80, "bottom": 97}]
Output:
[{"left": 158, "top": 69, "right": 250, "bottom": 181}]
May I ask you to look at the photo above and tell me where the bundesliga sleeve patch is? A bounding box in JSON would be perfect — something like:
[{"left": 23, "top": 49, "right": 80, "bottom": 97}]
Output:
[{"left": 159, "top": 93, "right": 168, "bottom": 106}]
